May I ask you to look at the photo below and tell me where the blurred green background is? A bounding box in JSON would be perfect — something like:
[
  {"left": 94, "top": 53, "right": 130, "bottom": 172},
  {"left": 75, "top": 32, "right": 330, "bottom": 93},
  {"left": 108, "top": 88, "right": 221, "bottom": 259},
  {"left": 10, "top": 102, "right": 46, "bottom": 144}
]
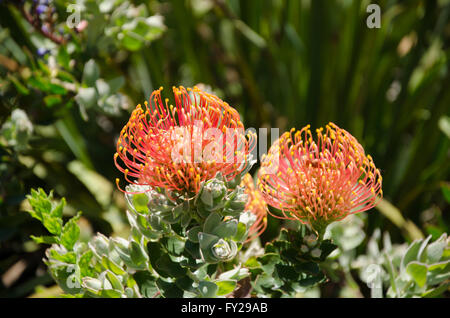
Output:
[{"left": 0, "top": 0, "right": 449, "bottom": 297}]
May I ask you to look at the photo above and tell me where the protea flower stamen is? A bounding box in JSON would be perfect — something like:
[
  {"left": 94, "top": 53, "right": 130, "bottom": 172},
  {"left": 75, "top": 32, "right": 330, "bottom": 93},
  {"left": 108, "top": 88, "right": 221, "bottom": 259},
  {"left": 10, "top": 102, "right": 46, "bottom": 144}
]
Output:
[
  {"left": 258, "top": 122, "right": 382, "bottom": 235},
  {"left": 114, "top": 86, "right": 257, "bottom": 196}
]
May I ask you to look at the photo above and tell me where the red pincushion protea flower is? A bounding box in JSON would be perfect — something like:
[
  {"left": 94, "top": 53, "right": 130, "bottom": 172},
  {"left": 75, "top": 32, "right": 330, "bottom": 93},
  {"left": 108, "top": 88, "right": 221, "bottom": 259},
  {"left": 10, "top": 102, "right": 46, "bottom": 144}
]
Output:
[
  {"left": 257, "top": 122, "right": 382, "bottom": 234},
  {"left": 114, "top": 86, "right": 256, "bottom": 195},
  {"left": 240, "top": 174, "right": 268, "bottom": 242}
]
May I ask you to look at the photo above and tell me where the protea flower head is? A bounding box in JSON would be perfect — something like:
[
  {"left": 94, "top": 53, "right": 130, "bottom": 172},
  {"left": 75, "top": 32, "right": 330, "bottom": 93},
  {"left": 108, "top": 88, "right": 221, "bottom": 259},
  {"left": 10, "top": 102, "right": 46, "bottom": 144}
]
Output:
[
  {"left": 114, "top": 86, "right": 256, "bottom": 196},
  {"left": 240, "top": 173, "right": 268, "bottom": 243},
  {"left": 258, "top": 122, "right": 382, "bottom": 235}
]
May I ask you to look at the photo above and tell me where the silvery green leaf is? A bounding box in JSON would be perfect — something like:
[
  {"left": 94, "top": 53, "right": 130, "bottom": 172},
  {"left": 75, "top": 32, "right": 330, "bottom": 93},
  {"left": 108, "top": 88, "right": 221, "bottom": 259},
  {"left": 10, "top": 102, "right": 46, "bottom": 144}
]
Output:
[
  {"left": 187, "top": 226, "right": 202, "bottom": 243},
  {"left": 406, "top": 262, "right": 428, "bottom": 288},
  {"left": 198, "top": 281, "right": 218, "bottom": 298},
  {"left": 218, "top": 265, "right": 249, "bottom": 281},
  {"left": 124, "top": 287, "right": 134, "bottom": 298},
  {"left": 82, "top": 277, "right": 102, "bottom": 293},
  {"left": 82, "top": 59, "right": 100, "bottom": 86},
  {"left": 212, "top": 219, "right": 238, "bottom": 239},
  {"left": 102, "top": 256, "right": 126, "bottom": 276},
  {"left": 417, "top": 235, "right": 432, "bottom": 262},
  {"left": 75, "top": 87, "right": 97, "bottom": 109},
  {"left": 426, "top": 233, "right": 448, "bottom": 264},
  {"left": 129, "top": 241, "right": 149, "bottom": 267},
  {"left": 215, "top": 280, "right": 237, "bottom": 296},
  {"left": 401, "top": 239, "right": 423, "bottom": 272},
  {"left": 106, "top": 270, "right": 124, "bottom": 292},
  {"left": 204, "top": 212, "right": 222, "bottom": 234},
  {"left": 95, "top": 78, "right": 110, "bottom": 96},
  {"left": 89, "top": 234, "right": 110, "bottom": 259},
  {"left": 198, "top": 232, "right": 220, "bottom": 263}
]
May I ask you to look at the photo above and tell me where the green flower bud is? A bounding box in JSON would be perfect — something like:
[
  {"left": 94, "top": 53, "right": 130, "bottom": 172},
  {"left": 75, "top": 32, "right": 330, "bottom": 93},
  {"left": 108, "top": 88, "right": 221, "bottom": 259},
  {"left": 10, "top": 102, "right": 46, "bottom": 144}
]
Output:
[
  {"left": 200, "top": 178, "right": 227, "bottom": 208},
  {"left": 212, "top": 239, "right": 232, "bottom": 259}
]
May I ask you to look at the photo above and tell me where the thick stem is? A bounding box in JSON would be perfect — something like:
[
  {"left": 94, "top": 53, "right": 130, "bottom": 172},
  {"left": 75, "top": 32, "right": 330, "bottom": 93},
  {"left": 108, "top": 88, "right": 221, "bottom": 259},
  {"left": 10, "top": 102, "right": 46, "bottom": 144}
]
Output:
[{"left": 310, "top": 220, "right": 328, "bottom": 241}]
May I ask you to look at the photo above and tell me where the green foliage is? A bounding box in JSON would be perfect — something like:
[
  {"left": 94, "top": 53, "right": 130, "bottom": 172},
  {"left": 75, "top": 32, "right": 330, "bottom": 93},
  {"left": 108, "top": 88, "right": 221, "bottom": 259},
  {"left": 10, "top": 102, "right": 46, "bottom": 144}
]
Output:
[
  {"left": 1, "top": 0, "right": 449, "bottom": 298},
  {"left": 25, "top": 177, "right": 257, "bottom": 298},
  {"left": 250, "top": 227, "right": 337, "bottom": 297},
  {"left": 385, "top": 234, "right": 450, "bottom": 297},
  {"left": 352, "top": 230, "right": 450, "bottom": 298}
]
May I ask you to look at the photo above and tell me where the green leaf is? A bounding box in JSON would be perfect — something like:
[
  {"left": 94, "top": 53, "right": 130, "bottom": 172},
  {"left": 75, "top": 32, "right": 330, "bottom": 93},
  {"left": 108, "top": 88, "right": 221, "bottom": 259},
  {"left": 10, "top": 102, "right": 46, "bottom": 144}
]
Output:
[
  {"left": 42, "top": 216, "right": 62, "bottom": 236},
  {"left": 233, "top": 20, "right": 266, "bottom": 48},
  {"left": 83, "top": 277, "right": 102, "bottom": 293},
  {"left": 244, "top": 256, "right": 260, "bottom": 269},
  {"left": 187, "top": 226, "right": 202, "bottom": 243},
  {"left": 184, "top": 240, "right": 202, "bottom": 260},
  {"left": 426, "top": 234, "right": 447, "bottom": 263},
  {"left": 427, "top": 261, "right": 450, "bottom": 285},
  {"left": 102, "top": 256, "right": 126, "bottom": 276},
  {"left": 78, "top": 250, "right": 94, "bottom": 277},
  {"left": 155, "top": 254, "right": 187, "bottom": 278},
  {"left": 75, "top": 87, "right": 97, "bottom": 109},
  {"left": 107, "top": 76, "right": 125, "bottom": 94},
  {"left": 383, "top": 253, "right": 398, "bottom": 296},
  {"left": 417, "top": 235, "right": 432, "bottom": 262},
  {"left": 134, "top": 271, "right": 158, "bottom": 298},
  {"left": 57, "top": 46, "right": 70, "bottom": 69},
  {"left": 48, "top": 83, "right": 67, "bottom": 95},
  {"left": 175, "top": 276, "right": 196, "bottom": 294},
  {"left": 422, "top": 282, "right": 450, "bottom": 298},
  {"left": 129, "top": 241, "right": 149, "bottom": 267},
  {"left": 438, "top": 117, "right": 450, "bottom": 140},
  {"left": 60, "top": 212, "right": 81, "bottom": 250},
  {"left": 441, "top": 183, "right": 450, "bottom": 203},
  {"left": 156, "top": 278, "right": 184, "bottom": 298},
  {"left": 213, "top": 219, "right": 238, "bottom": 239},
  {"left": 198, "top": 281, "right": 218, "bottom": 298},
  {"left": 44, "top": 95, "right": 63, "bottom": 108},
  {"left": 258, "top": 253, "right": 280, "bottom": 274},
  {"left": 99, "top": 289, "right": 122, "bottom": 298},
  {"left": 219, "top": 266, "right": 249, "bottom": 281},
  {"left": 148, "top": 215, "right": 166, "bottom": 232},
  {"left": 198, "top": 232, "right": 220, "bottom": 263},
  {"left": 216, "top": 280, "right": 237, "bottom": 296},
  {"left": 82, "top": 59, "right": 100, "bottom": 86},
  {"left": 204, "top": 212, "right": 222, "bottom": 233},
  {"left": 401, "top": 239, "right": 423, "bottom": 271},
  {"left": 135, "top": 215, "right": 160, "bottom": 240},
  {"left": 120, "top": 33, "right": 144, "bottom": 51},
  {"left": 132, "top": 193, "right": 149, "bottom": 214},
  {"left": 89, "top": 234, "right": 110, "bottom": 259},
  {"left": 55, "top": 116, "right": 94, "bottom": 169},
  {"left": 406, "top": 261, "right": 428, "bottom": 288},
  {"left": 30, "top": 235, "right": 59, "bottom": 245},
  {"left": 276, "top": 264, "right": 300, "bottom": 281},
  {"left": 27, "top": 188, "right": 53, "bottom": 221},
  {"left": 106, "top": 270, "right": 124, "bottom": 292},
  {"left": 233, "top": 222, "right": 247, "bottom": 242},
  {"left": 48, "top": 249, "right": 77, "bottom": 264},
  {"left": 166, "top": 236, "right": 185, "bottom": 256}
]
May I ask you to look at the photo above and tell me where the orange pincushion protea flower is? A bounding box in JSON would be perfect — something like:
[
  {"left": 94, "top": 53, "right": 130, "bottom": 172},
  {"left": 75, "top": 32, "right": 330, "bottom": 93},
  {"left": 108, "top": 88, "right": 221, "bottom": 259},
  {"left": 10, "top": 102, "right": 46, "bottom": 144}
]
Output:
[
  {"left": 114, "top": 86, "right": 256, "bottom": 195},
  {"left": 240, "top": 174, "right": 268, "bottom": 242},
  {"left": 258, "top": 122, "right": 382, "bottom": 233}
]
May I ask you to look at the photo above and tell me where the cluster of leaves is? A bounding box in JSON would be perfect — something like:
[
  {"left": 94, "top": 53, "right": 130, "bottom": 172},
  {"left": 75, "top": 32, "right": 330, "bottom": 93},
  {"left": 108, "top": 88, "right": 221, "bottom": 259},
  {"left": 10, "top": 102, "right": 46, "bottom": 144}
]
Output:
[
  {"left": 2, "top": 0, "right": 450, "bottom": 298},
  {"left": 0, "top": 109, "right": 33, "bottom": 152},
  {"left": 25, "top": 169, "right": 347, "bottom": 298},
  {"left": 352, "top": 229, "right": 450, "bottom": 298},
  {"left": 72, "top": 0, "right": 166, "bottom": 52},
  {"left": 25, "top": 171, "right": 262, "bottom": 298},
  {"left": 1, "top": 0, "right": 165, "bottom": 118},
  {"left": 250, "top": 227, "right": 337, "bottom": 298},
  {"left": 0, "top": 0, "right": 166, "bottom": 296}
]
